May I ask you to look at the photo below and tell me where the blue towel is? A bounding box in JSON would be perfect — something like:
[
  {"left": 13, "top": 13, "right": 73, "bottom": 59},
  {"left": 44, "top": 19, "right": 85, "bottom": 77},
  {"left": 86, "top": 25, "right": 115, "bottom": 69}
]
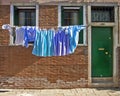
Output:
[
  {"left": 24, "top": 26, "right": 36, "bottom": 47},
  {"left": 32, "top": 29, "right": 55, "bottom": 57},
  {"left": 47, "top": 29, "right": 55, "bottom": 56}
]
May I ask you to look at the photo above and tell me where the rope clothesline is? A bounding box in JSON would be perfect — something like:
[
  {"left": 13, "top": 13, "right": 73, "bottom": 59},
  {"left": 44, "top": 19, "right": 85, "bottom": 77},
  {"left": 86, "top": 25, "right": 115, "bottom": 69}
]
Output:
[{"left": 2, "top": 24, "right": 87, "bottom": 29}]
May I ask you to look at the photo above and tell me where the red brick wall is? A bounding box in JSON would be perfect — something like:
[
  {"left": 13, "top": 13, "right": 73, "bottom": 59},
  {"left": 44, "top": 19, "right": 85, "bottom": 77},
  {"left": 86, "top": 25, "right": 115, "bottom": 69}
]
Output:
[
  {"left": 0, "top": 5, "right": 88, "bottom": 88},
  {"left": 0, "top": 46, "right": 88, "bottom": 88},
  {"left": 39, "top": 5, "right": 58, "bottom": 29},
  {"left": 0, "top": 5, "right": 10, "bottom": 45}
]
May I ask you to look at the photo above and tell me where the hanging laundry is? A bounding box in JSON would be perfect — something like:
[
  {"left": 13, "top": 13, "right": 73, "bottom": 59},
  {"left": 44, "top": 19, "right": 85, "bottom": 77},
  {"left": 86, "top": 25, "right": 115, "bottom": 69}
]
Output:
[
  {"left": 53, "top": 28, "right": 70, "bottom": 56},
  {"left": 46, "top": 29, "right": 55, "bottom": 56},
  {"left": 32, "top": 28, "right": 55, "bottom": 57},
  {"left": 2, "top": 24, "right": 13, "bottom": 35},
  {"left": 2, "top": 24, "right": 11, "bottom": 30},
  {"left": 24, "top": 26, "right": 36, "bottom": 48},
  {"left": 53, "top": 25, "right": 85, "bottom": 56},
  {"left": 32, "top": 25, "right": 86, "bottom": 57},
  {"left": 68, "top": 25, "right": 86, "bottom": 54},
  {"left": 2, "top": 24, "right": 86, "bottom": 57},
  {"left": 15, "top": 27, "right": 25, "bottom": 45}
]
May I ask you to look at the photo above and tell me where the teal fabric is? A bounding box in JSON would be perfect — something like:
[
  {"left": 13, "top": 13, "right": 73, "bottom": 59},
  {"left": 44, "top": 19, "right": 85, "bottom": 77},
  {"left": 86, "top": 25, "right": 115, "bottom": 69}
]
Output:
[{"left": 32, "top": 29, "right": 55, "bottom": 57}]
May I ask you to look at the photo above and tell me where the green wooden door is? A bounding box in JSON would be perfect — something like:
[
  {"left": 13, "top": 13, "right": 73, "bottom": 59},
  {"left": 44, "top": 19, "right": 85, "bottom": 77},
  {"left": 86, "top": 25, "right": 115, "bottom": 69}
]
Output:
[{"left": 92, "top": 27, "right": 113, "bottom": 77}]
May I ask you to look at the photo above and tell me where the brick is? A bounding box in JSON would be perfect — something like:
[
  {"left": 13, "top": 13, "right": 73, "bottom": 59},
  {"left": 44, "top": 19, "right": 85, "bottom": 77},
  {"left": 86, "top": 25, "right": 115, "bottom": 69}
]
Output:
[
  {"left": 0, "top": 5, "right": 10, "bottom": 45},
  {"left": 0, "top": 46, "right": 88, "bottom": 88},
  {"left": 0, "top": 4, "right": 89, "bottom": 89},
  {"left": 39, "top": 5, "right": 58, "bottom": 29}
]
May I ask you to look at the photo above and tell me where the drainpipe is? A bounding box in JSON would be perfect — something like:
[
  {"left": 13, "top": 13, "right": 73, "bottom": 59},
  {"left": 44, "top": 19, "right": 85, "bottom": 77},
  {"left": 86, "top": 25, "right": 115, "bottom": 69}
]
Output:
[
  {"left": 118, "top": 5, "right": 119, "bottom": 44},
  {"left": 116, "top": 4, "right": 119, "bottom": 87}
]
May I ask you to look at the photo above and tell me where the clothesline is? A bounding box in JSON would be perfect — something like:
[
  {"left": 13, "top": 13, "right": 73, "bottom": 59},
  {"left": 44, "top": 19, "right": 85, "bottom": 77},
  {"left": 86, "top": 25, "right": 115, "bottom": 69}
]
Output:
[
  {"left": 2, "top": 24, "right": 86, "bottom": 57},
  {"left": 2, "top": 24, "right": 87, "bottom": 30}
]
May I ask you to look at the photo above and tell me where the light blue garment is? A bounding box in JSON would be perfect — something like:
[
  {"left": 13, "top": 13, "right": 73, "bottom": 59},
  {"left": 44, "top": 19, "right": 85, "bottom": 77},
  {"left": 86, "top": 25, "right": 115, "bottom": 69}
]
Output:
[
  {"left": 68, "top": 25, "right": 86, "bottom": 54},
  {"left": 46, "top": 29, "right": 55, "bottom": 56},
  {"left": 32, "top": 28, "right": 40, "bottom": 56},
  {"left": 32, "top": 29, "right": 46, "bottom": 56},
  {"left": 24, "top": 26, "right": 36, "bottom": 48},
  {"left": 39, "top": 29, "right": 47, "bottom": 56},
  {"left": 32, "top": 29, "right": 55, "bottom": 57}
]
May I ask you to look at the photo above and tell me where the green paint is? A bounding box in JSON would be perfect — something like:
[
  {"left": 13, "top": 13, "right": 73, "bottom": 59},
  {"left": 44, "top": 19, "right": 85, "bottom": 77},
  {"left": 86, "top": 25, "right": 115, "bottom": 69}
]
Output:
[
  {"left": 92, "top": 27, "right": 113, "bottom": 77},
  {"left": 14, "top": 6, "right": 19, "bottom": 26},
  {"left": 78, "top": 7, "right": 83, "bottom": 44}
]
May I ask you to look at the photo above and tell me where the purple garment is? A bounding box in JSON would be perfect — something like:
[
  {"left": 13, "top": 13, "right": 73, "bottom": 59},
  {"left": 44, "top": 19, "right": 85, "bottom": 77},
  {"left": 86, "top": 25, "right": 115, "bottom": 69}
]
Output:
[
  {"left": 24, "top": 26, "right": 36, "bottom": 47},
  {"left": 53, "top": 30, "right": 60, "bottom": 56},
  {"left": 65, "top": 30, "right": 70, "bottom": 55},
  {"left": 53, "top": 28, "right": 70, "bottom": 56}
]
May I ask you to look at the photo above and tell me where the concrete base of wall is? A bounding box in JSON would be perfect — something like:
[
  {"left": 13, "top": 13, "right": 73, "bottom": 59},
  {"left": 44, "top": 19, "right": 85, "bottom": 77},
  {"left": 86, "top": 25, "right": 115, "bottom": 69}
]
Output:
[{"left": 0, "top": 77, "right": 88, "bottom": 89}]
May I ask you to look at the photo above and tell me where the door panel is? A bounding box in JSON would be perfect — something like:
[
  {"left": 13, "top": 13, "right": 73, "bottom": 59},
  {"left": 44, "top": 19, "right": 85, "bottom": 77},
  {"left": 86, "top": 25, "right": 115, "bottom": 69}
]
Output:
[{"left": 92, "top": 27, "right": 113, "bottom": 77}]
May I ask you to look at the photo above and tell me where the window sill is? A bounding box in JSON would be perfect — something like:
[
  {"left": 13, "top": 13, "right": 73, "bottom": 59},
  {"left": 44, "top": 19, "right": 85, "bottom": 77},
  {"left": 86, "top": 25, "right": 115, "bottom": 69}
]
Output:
[
  {"left": 91, "top": 22, "right": 115, "bottom": 26},
  {"left": 8, "top": 44, "right": 34, "bottom": 47},
  {"left": 78, "top": 44, "right": 87, "bottom": 46}
]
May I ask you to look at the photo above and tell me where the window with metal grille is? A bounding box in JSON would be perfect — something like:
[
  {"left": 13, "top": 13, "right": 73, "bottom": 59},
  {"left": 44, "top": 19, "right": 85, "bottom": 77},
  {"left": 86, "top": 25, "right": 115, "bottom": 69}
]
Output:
[{"left": 91, "top": 6, "right": 114, "bottom": 22}]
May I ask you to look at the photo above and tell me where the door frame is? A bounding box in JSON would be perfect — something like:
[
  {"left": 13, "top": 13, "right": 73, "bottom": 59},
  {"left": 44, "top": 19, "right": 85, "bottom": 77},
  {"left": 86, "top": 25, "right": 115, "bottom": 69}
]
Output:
[{"left": 88, "top": 5, "right": 118, "bottom": 87}]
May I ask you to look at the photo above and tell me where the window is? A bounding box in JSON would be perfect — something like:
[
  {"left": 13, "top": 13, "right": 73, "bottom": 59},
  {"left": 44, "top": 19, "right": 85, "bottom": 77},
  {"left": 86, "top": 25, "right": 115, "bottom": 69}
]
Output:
[
  {"left": 91, "top": 6, "right": 114, "bottom": 22},
  {"left": 11, "top": 6, "right": 37, "bottom": 44},
  {"left": 62, "top": 9, "right": 79, "bottom": 26},
  {"left": 14, "top": 6, "right": 36, "bottom": 26},
  {"left": 61, "top": 6, "right": 84, "bottom": 44}
]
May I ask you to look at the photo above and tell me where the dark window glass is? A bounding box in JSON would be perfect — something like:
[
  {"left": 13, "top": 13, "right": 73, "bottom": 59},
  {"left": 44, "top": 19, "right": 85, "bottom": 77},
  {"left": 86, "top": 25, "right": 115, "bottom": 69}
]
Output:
[
  {"left": 13, "top": 7, "right": 36, "bottom": 44},
  {"left": 14, "top": 7, "right": 36, "bottom": 26},
  {"left": 63, "top": 9, "right": 79, "bottom": 26}
]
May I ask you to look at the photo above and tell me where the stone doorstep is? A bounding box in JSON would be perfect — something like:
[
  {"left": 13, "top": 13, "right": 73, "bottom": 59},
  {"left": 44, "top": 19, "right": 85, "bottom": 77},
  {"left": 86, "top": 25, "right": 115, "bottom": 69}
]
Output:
[
  {"left": 91, "top": 77, "right": 115, "bottom": 87},
  {"left": 92, "top": 77, "right": 113, "bottom": 83},
  {"left": 91, "top": 82, "right": 114, "bottom": 87}
]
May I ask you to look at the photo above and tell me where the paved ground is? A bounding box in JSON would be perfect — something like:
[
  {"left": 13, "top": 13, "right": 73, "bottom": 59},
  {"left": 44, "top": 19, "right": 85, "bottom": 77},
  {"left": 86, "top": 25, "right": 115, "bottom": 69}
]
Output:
[{"left": 0, "top": 88, "right": 120, "bottom": 96}]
